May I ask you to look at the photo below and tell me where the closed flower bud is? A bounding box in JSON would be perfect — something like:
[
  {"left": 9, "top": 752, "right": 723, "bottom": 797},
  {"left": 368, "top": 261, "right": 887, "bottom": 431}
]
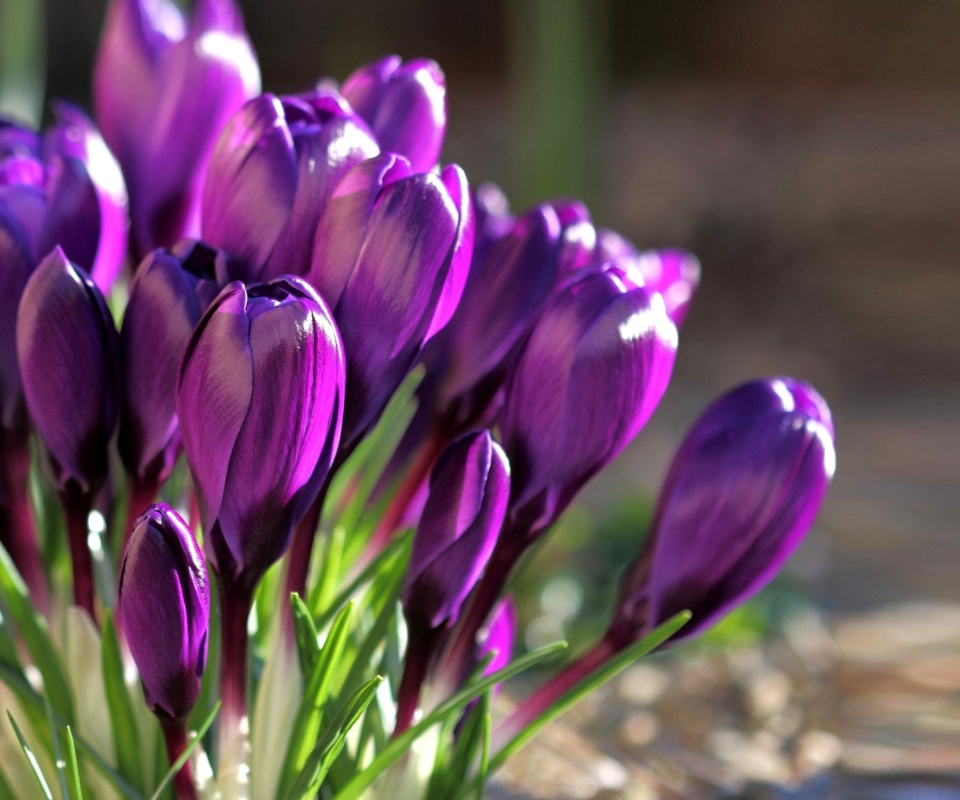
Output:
[
  {"left": 119, "top": 242, "right": 220, "bottom": 489},
  {"left": 202, "top": 91, "right": 378, "bottom": 284},
  {"left": 309, "top": 154, "right": 473, "bottom": 450},
  {"left": 16, "top": 247, "right": 120, "bottom": 494},
  {"left": 119, "top": 504, "right": 209, "bottom": 721},
  {"left": 0, "top": 108, "right": 128, "bottom": 292},
  {"left": 0, "top": 208, "right": 34, "bottom": 436},
  {"left": 403, "top": 430, "right": 510, "bottom": 631},
  {"left": 609, "top": 378, "right": 836, "bottom": 645},
  {"left": 94, "top": 0, "right": 260, "bottom": 256},
  {"left": 341, "top": 56, "right": 446, "bottom": 174},
  {"left": 176, "top": 276, "right": 345, "bottom": 593},
  {"left": 501, "top": 270, "right": 677, "bottom": 540}
]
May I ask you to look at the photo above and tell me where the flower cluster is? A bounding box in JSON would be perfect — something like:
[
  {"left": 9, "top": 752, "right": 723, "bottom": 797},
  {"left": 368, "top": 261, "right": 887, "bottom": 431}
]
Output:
[{"left": 0, "top": 1, "right": 836, "bottom": 798}]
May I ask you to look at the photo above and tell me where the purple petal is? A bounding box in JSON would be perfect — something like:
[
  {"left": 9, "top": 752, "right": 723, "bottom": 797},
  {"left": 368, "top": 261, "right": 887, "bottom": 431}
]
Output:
[{"left": 0, "top": 208, "right": 35, "bottom": 433}]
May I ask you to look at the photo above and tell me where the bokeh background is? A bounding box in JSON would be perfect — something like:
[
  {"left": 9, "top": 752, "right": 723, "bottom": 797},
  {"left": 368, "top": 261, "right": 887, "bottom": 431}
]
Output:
[{"left": 2, "top": 1, "right": 958, "bottom": 797}]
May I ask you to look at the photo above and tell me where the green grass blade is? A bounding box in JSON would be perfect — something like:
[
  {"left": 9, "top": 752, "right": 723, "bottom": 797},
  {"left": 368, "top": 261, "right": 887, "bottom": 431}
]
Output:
[
  {"left": 0, "top": 764, "right": 16, "bottom": 800},
  {"left": 285, "top": 676, "right": 382, "bottom": 800},
  {"left": 43, "top": 693, "right": 70, "bottom": 800},
  {"left": 64, "top": 726, "right": 83, "bottom": 800},
  {"left": 332, "top": 640, "right": 567, "bottom": 800},
  {"left": 101, "top": 611, "right": 144, "bottom": 794},
  {"left": 147, "top": 701, "right": 220, "bottom": 800},
  {"left": 484, "top": 611, "right": 690, "bottom": 782},
  {"left": 475, "top": 692, "right": 492, "bottom": 800},
  {"left": 290, "top": 593, "right": 320, "bottom": 678},
  {"left": 7, "top": 711, "right": 54, "bottom": 799},
  {"left": 0, "top": 544, "right": 74, "bottom": 722},
  {"left": 276, "top": 601, "right": 354, "bottom": 798}
]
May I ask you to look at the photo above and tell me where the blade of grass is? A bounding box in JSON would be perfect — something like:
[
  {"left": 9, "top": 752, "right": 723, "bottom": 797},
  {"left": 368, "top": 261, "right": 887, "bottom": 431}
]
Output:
[
  {"left": 147, "top": 701, "right": 220, "bottom": 800},
  {"left": 43, "top": 693, "right": 70, "bottom": 800},
  {"left": 332, "top": 640, "right": 567, "bottom": 800},
  {"left": 101, "top": 611, "right": 144, "bottom": 794},
  {"left": 7, "top": 711, "right": 54, "bottom": 799},
  {"left": 0, "top": 764, "right": 16, "bottom": 800},
  {"left": 64, "top": 726, "right": 83, "bottom": 800}
]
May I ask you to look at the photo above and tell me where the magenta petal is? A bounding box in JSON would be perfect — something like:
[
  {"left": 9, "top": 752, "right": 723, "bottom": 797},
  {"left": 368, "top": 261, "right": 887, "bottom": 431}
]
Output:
[
  {"left": 201, "top": 95, "right": 298, "bottom": 279},
  {"left": 176, "top": 282, "right": 254, "bottom": 532}
]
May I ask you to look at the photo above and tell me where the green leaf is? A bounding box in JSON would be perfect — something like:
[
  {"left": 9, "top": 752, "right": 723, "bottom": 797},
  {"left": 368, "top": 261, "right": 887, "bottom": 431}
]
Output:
[
  {"left": 484, "top": 611, "right": 690, "bottom": 782},
  {"left": 7, "top": 711, "right": 54, "bottom": 799},
  {"left": 0, "top": 764, "right": 16, "bottom": 800},
  {"left": 43, "top": 692, "right": 70, "bottom": 800},
  {"left": 64, "top": 726, "right": 84, "bottom": 800},
  {"left": 476, "top": 693, "right": 492, "bottom": 800},
  {"left": 307, "top": 525, "right": 345, "bottom": 629},
  {"left": 285, "top": 676, "right": 382, "bottom": 800},
  {"left": 290, "top": 593, "right": 320, "bottom": 678},
  {"left": 426, "top": 691, "right": 488, "bottom": 800},
  {"left": 147, "top": 702, "right": 220, "bottom": 800},
  {"left": 101, "top": 611, "right": 144, "bottom": 793},
  {"left": 276, "top": 601, "right": 354, "bottom": 799},
  {"left": 0, "top": 544, "right": 74, "bottom": 722},
  {"left": 332, "top": 640, "right": 567, "bottom": 800}
]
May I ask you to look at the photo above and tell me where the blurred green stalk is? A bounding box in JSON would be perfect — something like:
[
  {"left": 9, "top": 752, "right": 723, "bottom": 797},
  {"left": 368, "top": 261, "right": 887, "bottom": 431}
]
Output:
[
  {"left": 508, "top": 0, "right": 606, "bottom": 209},
  {"left": 0, "top": 0, "right": 46, "bottom": 125}
]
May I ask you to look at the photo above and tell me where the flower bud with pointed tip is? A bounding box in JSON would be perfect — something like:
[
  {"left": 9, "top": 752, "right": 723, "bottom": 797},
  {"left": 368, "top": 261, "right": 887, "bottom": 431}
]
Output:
[
  {"left": 176, "top": 276, "right": 345, "bottom": 594},
  {"left": 16, "top": 248, "right": 120, "bottom": 494},
  {"left": 119, "top": 242, "right": 220, "bottom": 487},
  {"left": 94, "top": 0, "right": 260, "bottom": 256},
  {"left": 501, "top": 270, "right": 677, "bottom": 541},
  {"left": 403, "top": 430, "right": 510, "bottom": 631},
  {"left": 119, "top": 503, "right": 209, "bottom": 721},
  {"left": 309, "top": 155, "right": 473, "bottom": 450},
  {"left": 202, "top": 91, "right": 378, "bottom": 284},
  {"left": 609, "top": 378, "right": 836, "bottom": 646},
  {"left": 341, "top": 56, "right": 446, "bottom": 174}
]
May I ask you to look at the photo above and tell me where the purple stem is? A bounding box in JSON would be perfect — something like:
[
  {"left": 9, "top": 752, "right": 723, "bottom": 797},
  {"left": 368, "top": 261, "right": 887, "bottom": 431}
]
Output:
[
  {"left": 161, "top": 718, "right": 200, "bottom": 800},
  {"left": 123, "top": 477, "right": 159, "bottom": 550},
  {"left": 393, "top": 624, "right": 442, "bottom": 737},
  {"left": 62, "top": 489, "right": 96, "bottom": 622},
  {"left": 0, "top": 439, "right": 50, "bottom": 612},
  {"left": 218, "top": 579, "right": 253, "bottom": 735}
]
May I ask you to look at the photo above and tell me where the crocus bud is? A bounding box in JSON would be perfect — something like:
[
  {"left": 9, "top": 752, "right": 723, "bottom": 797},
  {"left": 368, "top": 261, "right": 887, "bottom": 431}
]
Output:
[
  {"left": 0, "top": 208, "right": 34, "bottom": 436},
  {"left": 341, "top": 56, "right": 446, "bottom": 174},
  {"left": 119, "top": 242, "right": 220, "bottom": 490},
  {"left": 94, "top": 0, "right": 260, "bottom": 256},
  {"left": 609, "top": 378, "right": 836, "bottom": 645},
  {"left": 0, "top": 109, "right": 128, "bottom": 293},
  {"left": 16, "top": 248, "right": 120, "bottom": 494},
  {"left": 403, "top": 430, "right": 510, "bottom": 631},
  {"left": 309, "top": 154, "right": 473, "bottom": 450},
  {"left": 202, "top": 91, "right": 378, "bottom": 284},
  {"left": 595, "top": 229, "right": 700, "bottom": 329},
  {"left": 501, "top": 270, "right": 678, "bottom": 541},
  {"left": 176, "top": 276, "right": 345, "bottom": 594},
  {"left": 477, "top": 597, "right": 516, "bottom": 678},
  {"left": 119, "top": 504, "right": 209, "bottom": 721}
]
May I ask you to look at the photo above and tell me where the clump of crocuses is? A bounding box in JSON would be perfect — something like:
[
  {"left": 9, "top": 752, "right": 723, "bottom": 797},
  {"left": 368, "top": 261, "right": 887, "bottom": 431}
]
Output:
[{"left": 0, "top": 3, "right": 839, "bottom": 798}]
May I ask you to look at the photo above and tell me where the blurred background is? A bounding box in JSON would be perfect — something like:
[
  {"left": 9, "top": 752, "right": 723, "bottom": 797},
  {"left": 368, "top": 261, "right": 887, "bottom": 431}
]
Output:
[{"left": 3, "top": 1, "right": 958, "bottom": 797}]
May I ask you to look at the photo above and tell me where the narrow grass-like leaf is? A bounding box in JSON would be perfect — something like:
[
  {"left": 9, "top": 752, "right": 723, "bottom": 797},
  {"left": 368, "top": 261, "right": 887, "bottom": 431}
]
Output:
[
  {"left": 64, "top": 726, "right": 83, "bottom": 800},
  {"left": 480, "top": 611, "right": 690, "bottom": 786},
  {"left": 147, "top": 701, "right": 220, "bottom": 800},
  {"left": 312, "top": 530, "right": 412, "bottom": 633},
  {"left": 43, "top": 692, "right": 70, "bottom": 800},
  {"left": 332, "top": 640, "right": 567, "bottom": 800},
  {"left": 308, "top": 526, "right": 345, "bottom": 630},
  {"left": 290, "top": 593, "right": 320, "bottom": 678},
  {"left": 0, "top": 544, "right": 74, "bottom": 722},
  {"left": 101, "top": 611, "right": 144, "bottom": 793},
  {"left": 285, "top": 676, "right": 382, "bottom": 800},
  {"left": 276, "top": 602, "right": 354, "bottom": 798},
  {"left": 7, "top": 711, "right": 54, "bottom": 799},
  {"left": 475, "top": 692, "right": 492, "bottom": 800}
]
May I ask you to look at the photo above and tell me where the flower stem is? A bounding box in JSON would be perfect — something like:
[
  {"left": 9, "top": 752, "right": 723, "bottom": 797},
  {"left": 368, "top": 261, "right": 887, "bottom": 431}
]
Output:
[
  {"left": 123, "top": 477, "right": 159, "bottom": 549},
  {"left": 62, "top": 489, "right": 96, "bottom": 622},
  {"left": 0, "top": 437, "right": 49, "bottom": 613},
  {"left": 218, "top": 579, "right": 252, "bottom": 798},
  {"left": 393, "top": 624, "right": 441, "bottom": 737},
  {"left": 160, "top": 718, "right": 199, "bottom": 800},
  {"left": 491, "top": 636, "right": 617, "bottom": 752}
]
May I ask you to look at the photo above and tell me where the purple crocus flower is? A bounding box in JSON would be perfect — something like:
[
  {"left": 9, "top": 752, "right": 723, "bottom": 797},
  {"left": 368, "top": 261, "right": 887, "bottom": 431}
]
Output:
[
  {"left": 176, "top": 276, "right": 345, "bottom": 595},
  {"left": 94, "top": 0, "right": 260, "bottom": 257},
  {"left": 202, "top": 90, "right": 378, "bottom": 284},
  {"left": 501, "top": 269, "right": 678, "bottom": 541},
  {"left": 119, "top": 503, "right": 209, "bottom": 722},
  {"left": 16, "top": 247, "right": 120, "bottom": 495},
  {"left": 472, "top": 183, "right": 514, "bottom": 265},
  {"left": 403, "top": 430, "right": 510, "bottom": 631},
  {"left": 119, "top": 242, "right": 220, "bottom": 499},
  {"left": 595, "top": 229, "right": 700, "bottom": 329},
  {"left": 0, "top": 107, "right": 128, "bottom": 293},
  {"left": 609, "top": 378, "right": 836, "bottom": 645},
  {"left": 308, "top": 153, "right": 473, "bottom": 451},
  {"left": 0, "top": 207, "right": 35, "bottom": 437},
  {"left": 477, "top": 597, "right": 516, "bottom": 678},
  {"left": 341, "top": 56, "right": 446, "bottom": 174}
]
